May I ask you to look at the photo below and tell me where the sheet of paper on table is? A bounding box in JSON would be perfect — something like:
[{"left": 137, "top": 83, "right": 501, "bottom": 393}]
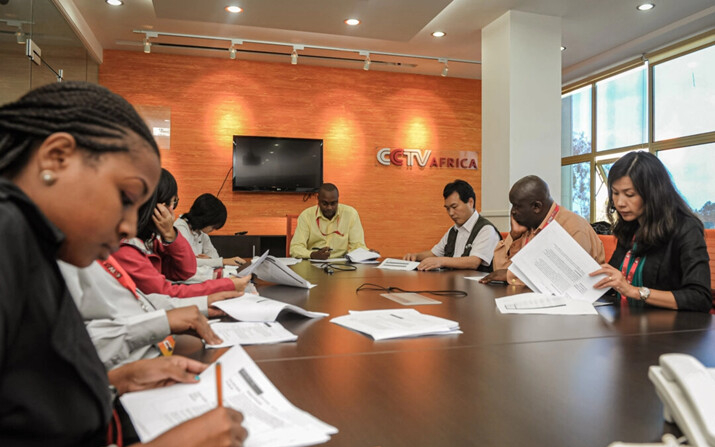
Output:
[
  {"left": 120, "top": 345, "right": 337, "bottom": 446},
  {"left": 377, "top": 258, "right": 419, "bottom": 271},
  {"left": 212, "top": 293, "right": 328, "bottom": 321},
  {"left": 206, "top": 321, "right": 298, "bottom": 347},
  {"left": 495, "top": 293, "right": 598, "bottom": 315},
  {"left": 331, "top": 308, "right": 461, "bottom": 340}
]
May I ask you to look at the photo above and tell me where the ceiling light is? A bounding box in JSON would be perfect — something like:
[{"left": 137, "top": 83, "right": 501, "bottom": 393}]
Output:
[
  {"left": 291, "top": 48, "right": 298, "bottom": 65},
  {"left": 106, "top": 0, "right": 123, "bottom": 5},
  {"left": 143, "top": 36, "right": 151, "bottom": 53},
  {"left": 560, "top": 46, "right": 566, "bottom": 51},
  {"left": 637, "top": 3, "right": 655, "bottom": 11},
  {"left": 229, "top": 45, "right": 236, "bottom": 59},
  {"left": 363, "top": 53, "right": 371, "bottom": 71},
  {"left": 431, "top": 31, "right": 446, "bottom": 37},
  {"left": 225, "top": 5, "right": 243, "bottom": 13},
  {"left": 344, "top": 18, "right": 361, "bottom": 26}
]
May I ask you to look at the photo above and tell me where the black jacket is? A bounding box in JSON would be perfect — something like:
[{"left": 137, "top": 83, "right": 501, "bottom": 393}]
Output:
[
  {"left": 609, "top": 215, "right": 712, "bottom": 313},
  {"left": 0, "top": 178, "right": 111, "bottom": 446}
]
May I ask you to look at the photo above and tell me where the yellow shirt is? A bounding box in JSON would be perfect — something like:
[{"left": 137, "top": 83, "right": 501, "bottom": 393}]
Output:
[{"left": 289, "top": 204, "right": 368, "bottom": 259}]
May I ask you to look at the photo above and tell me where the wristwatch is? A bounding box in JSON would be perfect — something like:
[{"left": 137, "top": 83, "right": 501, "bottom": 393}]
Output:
[{"left": 638, "top": 286, "right": 651, "bottom": 302}]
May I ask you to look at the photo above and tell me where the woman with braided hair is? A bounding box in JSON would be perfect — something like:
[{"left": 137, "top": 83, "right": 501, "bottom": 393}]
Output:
[{"left": 0, "top": 82, "right": 246, "bottom": 446}]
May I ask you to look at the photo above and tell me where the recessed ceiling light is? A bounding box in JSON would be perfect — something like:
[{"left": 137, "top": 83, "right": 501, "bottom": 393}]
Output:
[
  {"left": 560, "top": 46, "right": 566, "bottom": 51},
  {"left": 431, "top": 31, "right": 446, "bottom": 37},
  {"left": 106, "top": 0, "right": 123, "bottom": 5},
  {"left": 637, "top": 3, "right": 655, "bottom": 11},
  {"left": 344, "top": 18, "right": 361, "bottom": 26},
  {"left": 225, "top": 5, "right": 243, "bottom": 13}
]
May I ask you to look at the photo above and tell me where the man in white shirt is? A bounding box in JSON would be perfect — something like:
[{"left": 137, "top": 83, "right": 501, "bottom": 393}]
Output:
[{"left": 403, "top": 180, "right": 501, "bottom": 271}]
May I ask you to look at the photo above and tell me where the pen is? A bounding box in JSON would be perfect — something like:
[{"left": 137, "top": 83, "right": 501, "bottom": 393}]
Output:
[{"left": 216, "top": 362, "right": 222, "bottom": 407}]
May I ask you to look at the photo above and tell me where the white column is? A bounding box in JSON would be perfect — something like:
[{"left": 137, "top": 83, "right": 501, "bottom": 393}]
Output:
[{"left": 481, "top": 10, "right": 562, "bottom": 230}]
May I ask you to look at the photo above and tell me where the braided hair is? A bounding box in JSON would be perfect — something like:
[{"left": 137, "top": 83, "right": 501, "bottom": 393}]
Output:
[{"left": 0, "top": 81, "right": 159, "bottom": 178}]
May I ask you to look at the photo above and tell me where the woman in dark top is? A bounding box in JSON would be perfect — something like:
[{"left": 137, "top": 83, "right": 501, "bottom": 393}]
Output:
[
  {"left": 591, "top": 151, "right": 712, "bottom": 312},
  {"left": 0, "top": 82, "right": 246, "bottom": 446}
]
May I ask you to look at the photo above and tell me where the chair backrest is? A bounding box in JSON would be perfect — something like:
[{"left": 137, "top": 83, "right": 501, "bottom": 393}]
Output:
[
  {"left": 286, "top": 214, "right": 299, "bottom": 255},
  {"left": 598, "top": 235, "right": 618, "bottom": 264},
  {"left": 704, "top": 229, "right": 715, "bottom": 295}
]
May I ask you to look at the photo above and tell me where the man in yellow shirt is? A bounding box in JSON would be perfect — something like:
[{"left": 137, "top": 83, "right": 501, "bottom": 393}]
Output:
[{"left": 289, "top": 183, "right": 368, "bottom": 259}]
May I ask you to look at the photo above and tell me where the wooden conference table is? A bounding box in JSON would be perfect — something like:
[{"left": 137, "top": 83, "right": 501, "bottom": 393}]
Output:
[{"left": 177, "top": 262, "right": 715, "bottom": 447}]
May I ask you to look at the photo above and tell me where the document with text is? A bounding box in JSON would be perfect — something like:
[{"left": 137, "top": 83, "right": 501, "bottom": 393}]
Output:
[
  {"left": 346, "top": 248, "right": 380, "bottom": 263},
  {"left": 377, "top": 258, "right": 419, "bottom": 271},
  {"left": 206, "top": 321, "right": 298, "bottom": 347},
  {"left": 495, "top": 293, "right": 598, "bottom": 315},
  {"left": 121, "top": 346, "right": 337, "bottom": 446},
  {"left": 212, "top": 293, "right": 328, "bottom": 322},
  {"left": 254, "top": 256, "right": 316, "bottom": 289},
  {"left": 508, "top": 221, "right": 608, "bottom": 302},
  {"left": 331, "top": 309, "right": 461, "bottom": 340}
]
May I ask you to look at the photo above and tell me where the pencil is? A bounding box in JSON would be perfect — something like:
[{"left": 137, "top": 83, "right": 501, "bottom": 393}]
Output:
[{"left": 215, "top": 362, "right": 223, "bottom": 407}]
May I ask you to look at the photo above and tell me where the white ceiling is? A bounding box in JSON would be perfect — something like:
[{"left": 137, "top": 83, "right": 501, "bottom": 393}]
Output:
[{"left": 22, "top": 0, "right": 715, "bottom": 82}]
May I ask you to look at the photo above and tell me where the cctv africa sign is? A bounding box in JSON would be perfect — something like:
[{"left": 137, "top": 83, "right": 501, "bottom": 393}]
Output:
[{"left": 377, "top": 148, "right": 478, "bottom": 170}]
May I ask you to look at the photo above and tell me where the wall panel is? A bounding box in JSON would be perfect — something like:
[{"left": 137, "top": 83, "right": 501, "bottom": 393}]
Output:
[{"left": 100, "top": 50, "right": 482, "bottom": 257}]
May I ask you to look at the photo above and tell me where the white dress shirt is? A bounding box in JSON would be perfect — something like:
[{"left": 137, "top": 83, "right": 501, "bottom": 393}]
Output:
[{"left": 431, "top": 210, "right": 500, "bottom": 266}]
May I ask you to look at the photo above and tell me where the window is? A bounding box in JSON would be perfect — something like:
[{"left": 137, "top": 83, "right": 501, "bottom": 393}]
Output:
[
  {"left": 561, "top": 36, "right": 715, "bottom": 223},
  {"left": 653, "top": 44, "right": 715, "bottom": 141},
  {"left": 596, "top": 66, "right": 647, "bottom": 151},
  {"left": 658, "top": 143, "right": 715, "bottom": 229}
]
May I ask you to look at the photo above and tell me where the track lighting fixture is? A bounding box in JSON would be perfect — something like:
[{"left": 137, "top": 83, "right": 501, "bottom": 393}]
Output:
[
  {"left": 291, "top": 48, "right": 298, "bottom": 65},
  {"left": 131, "top": 30, "right": 479, "bottom": 77},
  {"left": 15, "top": 27, "right": 26, "bottom": 44},
  {"left": 440, "top": 58, "right": 449, "bottom": 77}
]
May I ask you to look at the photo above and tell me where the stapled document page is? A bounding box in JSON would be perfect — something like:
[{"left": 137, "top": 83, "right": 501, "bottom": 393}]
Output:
[
  {"left": 508, "top": 221, "right": 607, "bottom": 302},
  {"left": 120, "top": 346, "right": 337, "bottom": 446},
  {"left": 254, "top": 256, "right": 316, "bottom": 289},
  {"left": 205, "top": 322, "right": 298, "bottom": 347},
  {"left": 233, "top": 250, "right": 270, "bottom": 277},
  {"left": 331, "top": 309, "right": 461, "bottom": 340},
  {"left": 495, "top": 293, "right": 598, "bottom": 315},
  {"left": 377, "top": 258, "right": 419, "bottom": 271},
  {"left": 212, "top": 293, "right": 328, "bottom": 321}
]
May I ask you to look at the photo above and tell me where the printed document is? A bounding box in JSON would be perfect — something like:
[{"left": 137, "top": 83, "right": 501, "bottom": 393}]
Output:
[
  {"left": 254, "top": 256, "right": 316, "bottom": 289},
  {"left": 508, "top": 221, "right": 607, "bottom": 302},
  {"left": 495, "top": 293, "right": 598, "bottom": 315},
  {"left": 331, "top": 309, "right": 461, "bottom": 340},
  {"left": 233, "top": 250, "right": 270, "bottom": 278},
  {"left": 120, "top": 346, "right": 337, "bottom": 446},
  {"left": 377, "top": 258, "right": 419, "bottom": 271},
  {"left": 346, "top": 248, "right": 380, "bottom": 263},
  {"left": 212, "top": 293, "right": 328, "bottom": 321},
  {"left": 206, "top": 322, "right": 298, "bottom": 347}
]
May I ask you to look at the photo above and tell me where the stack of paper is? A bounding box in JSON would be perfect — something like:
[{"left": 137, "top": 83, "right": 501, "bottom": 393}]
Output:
[
  {"left": 212, "top": 293, "right": 328, "bottom": 321},
  {"left": 331, "top": 309, "right": 461, "bottom": 340},
  {"left": 254, "top": 256, "right": 316, "bottom": 289},
  {"left": 272, "top": 257, "right": 302, "bottom": 266},
  {"left": 346, "top": 248, "right": 380, "bottom": 264},
  {"left": 497, "top": 221, "right": 607, "bottom": 315},
  {"left": 206, "top": 322, "right": 298, "bottom": 347},
  {"left": 120, "top": 346, "right": 338, "bottom": 446},
  {"left": 377, "top": 258, "right": 419, "bottom": 271}
]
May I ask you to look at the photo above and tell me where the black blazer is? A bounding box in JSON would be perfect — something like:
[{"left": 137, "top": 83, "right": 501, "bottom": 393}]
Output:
[{"left": 609, "top": 215, "right": 712, "bottom": 313}]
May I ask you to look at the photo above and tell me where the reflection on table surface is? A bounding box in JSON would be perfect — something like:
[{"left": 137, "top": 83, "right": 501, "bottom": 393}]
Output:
[{"left": 175, "top": 262, "right": 715, "bottom": 446}]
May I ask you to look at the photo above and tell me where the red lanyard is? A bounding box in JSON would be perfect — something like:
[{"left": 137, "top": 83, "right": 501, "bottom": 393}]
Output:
[
  {"left": 524, "top": 205, "right": 560, "bottom": 245},
  {"left": 316, "top": 212, "right": 344, "bottom": 237},
  {"left": 619, "top": 241, "right": 641, "bottom": 301},
  {"left": 98, "top": 256, "right": 139, "bottom": 300}
]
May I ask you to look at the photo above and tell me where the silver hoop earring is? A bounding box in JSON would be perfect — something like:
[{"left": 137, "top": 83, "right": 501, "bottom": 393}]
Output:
[{"left": 40, "top": 170, "right": 56, "bottom": 186}]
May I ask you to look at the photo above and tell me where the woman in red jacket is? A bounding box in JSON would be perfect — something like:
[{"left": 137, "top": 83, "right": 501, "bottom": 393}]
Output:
[{"left": 113, "top": 169, "right": 248, "bottom": 297}]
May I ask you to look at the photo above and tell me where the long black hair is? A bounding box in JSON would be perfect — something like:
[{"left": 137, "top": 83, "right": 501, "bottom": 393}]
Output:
[
  {"left": 137, "top": 168, "right": 177, "bottom": 241},
  {"left": 182, "top": 193, "right": 227, "bottom": 231},
  {"left": 0, "top": 81, "right": 159, "bottom": 178},
  {"left": 607, "top": 151, "right": 700, "bottom": 255}
]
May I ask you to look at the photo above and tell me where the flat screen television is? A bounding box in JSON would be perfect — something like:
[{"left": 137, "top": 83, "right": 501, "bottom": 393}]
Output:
[{"left": 232, "top": 136, "right": 323, "bottom": 192}]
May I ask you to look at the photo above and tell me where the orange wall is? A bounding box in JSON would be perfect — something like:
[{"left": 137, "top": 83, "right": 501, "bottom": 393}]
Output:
[{"left": 100, "top": 50, "right": 482, "bottom": 257}]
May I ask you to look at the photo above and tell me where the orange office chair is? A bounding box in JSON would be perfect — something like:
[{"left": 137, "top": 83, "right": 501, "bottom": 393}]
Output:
[{"left": 285, "top": 214, "right": 299, "bottom": 255}]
